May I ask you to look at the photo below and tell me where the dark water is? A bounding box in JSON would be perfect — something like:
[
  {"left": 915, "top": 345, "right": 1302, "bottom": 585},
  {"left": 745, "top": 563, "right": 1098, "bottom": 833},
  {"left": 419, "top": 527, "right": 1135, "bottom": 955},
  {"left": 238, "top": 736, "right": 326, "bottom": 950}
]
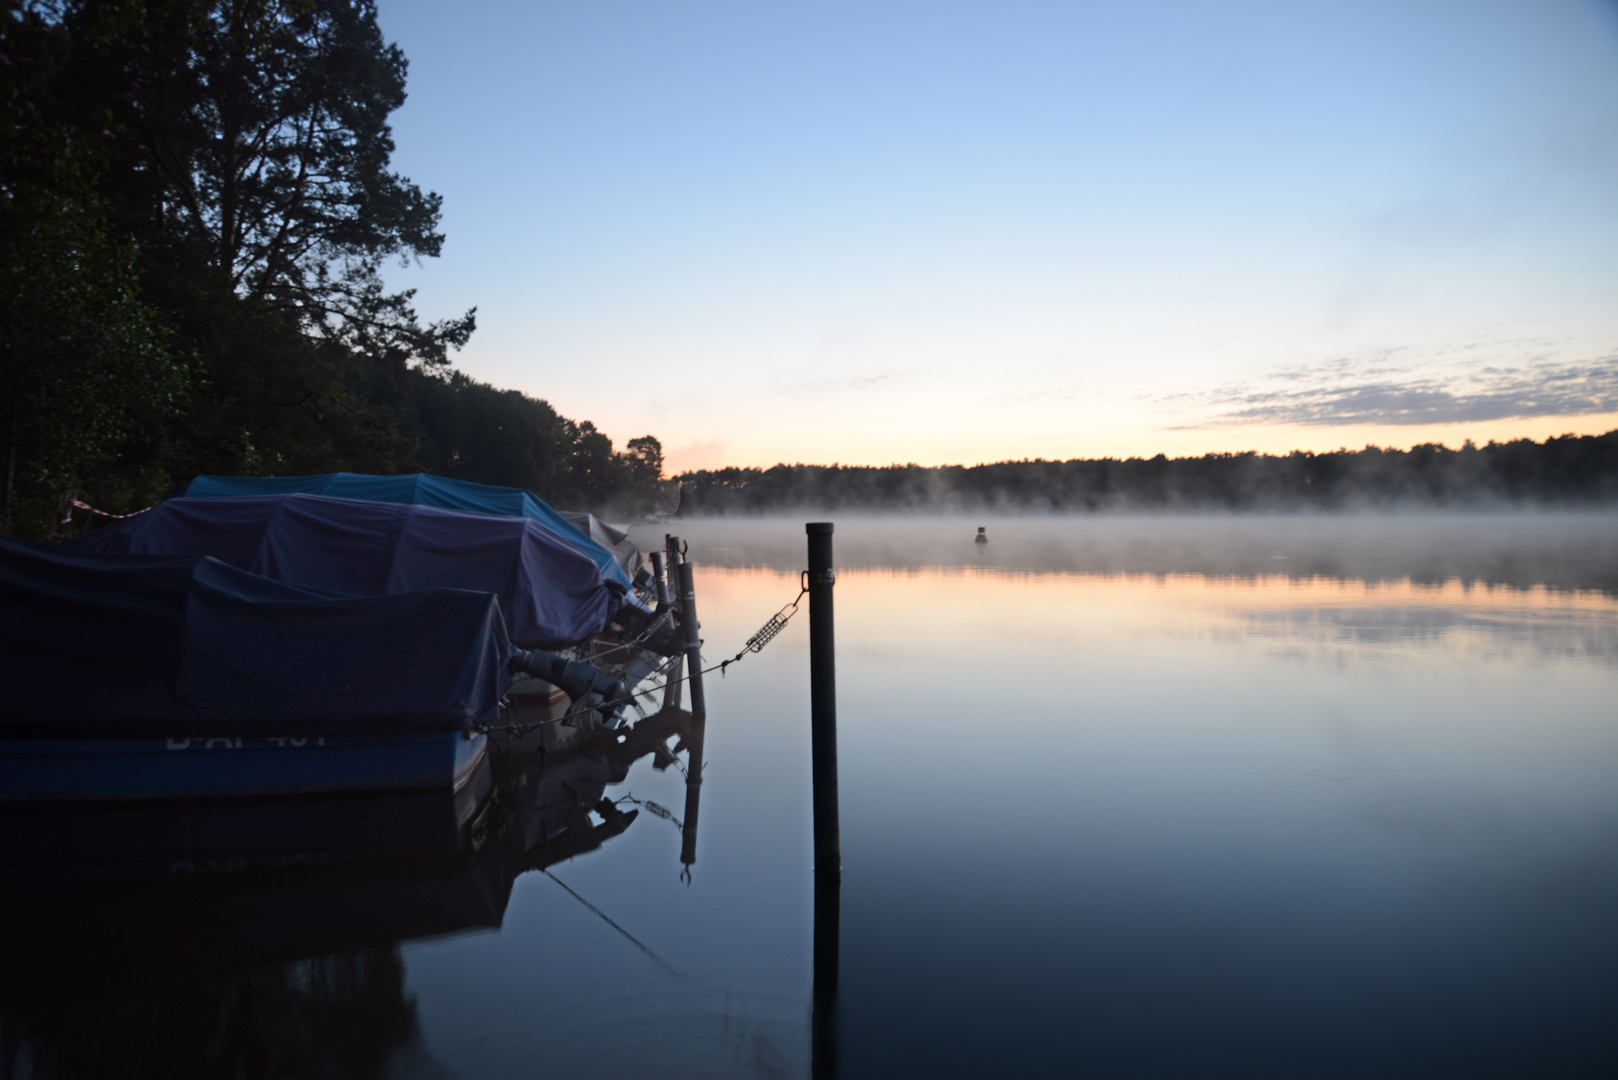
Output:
[{"left": 3, "top": 515, "right": 1615, "bottom": 1077}]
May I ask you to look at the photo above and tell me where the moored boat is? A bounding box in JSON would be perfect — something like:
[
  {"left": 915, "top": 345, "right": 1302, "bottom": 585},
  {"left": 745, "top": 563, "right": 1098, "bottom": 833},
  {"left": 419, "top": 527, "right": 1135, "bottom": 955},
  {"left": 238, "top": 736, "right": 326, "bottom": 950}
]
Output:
[
  {"left": 6, "top": 475, "right": 691, "bottom": 803},
  {"left": 0, "top": 538, "right": 510, "bottom": 802}
]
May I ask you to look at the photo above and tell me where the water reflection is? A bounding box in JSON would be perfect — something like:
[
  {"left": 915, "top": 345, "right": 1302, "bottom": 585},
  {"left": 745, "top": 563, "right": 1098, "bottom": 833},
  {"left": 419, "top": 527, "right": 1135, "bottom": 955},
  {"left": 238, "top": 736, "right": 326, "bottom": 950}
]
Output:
[
  {"left": 4, "top": 516, "right": 1615, "bottom": 1077},
  {"left": 635, "top": 517, "right": 1618, "bottom": 1077},
  {"left": 0, "top": 706, "right": 703, "bottom": 1079}
]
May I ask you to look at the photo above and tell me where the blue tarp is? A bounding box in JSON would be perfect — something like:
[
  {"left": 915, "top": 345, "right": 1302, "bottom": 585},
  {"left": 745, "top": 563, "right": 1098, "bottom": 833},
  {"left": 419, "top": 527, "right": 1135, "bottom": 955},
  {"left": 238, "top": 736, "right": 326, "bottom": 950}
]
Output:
[
  {"left": 62, "top": 494, "right": 617, "bottom": 649},
  {"left": 183, "top": 473, "right": 632, "bottom": 591},
  {"left": 0, "top": 538, "right": 512, "bottom": 737}
]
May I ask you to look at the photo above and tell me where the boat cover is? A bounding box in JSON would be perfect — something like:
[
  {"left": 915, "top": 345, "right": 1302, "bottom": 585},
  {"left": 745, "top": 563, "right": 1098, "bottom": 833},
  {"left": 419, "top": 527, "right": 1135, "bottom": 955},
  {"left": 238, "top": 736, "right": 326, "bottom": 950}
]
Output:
[
  {"left": 560, "top": 511, "right": 644, "bottom": 580},
  {"left": 62, "top": 494, "right": 617, "bottom": 649},
  {"left": 0, "top": 538, "right": 511, "bottom": 737},
  {"left": 183, "top": 472, "right": 631, "bottom": 590}
]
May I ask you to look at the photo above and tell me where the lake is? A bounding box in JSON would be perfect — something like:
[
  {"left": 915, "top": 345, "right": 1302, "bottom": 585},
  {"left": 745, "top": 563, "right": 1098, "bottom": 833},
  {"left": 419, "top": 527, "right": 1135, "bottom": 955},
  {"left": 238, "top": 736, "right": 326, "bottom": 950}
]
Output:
[{"left": 3, "top": 515, "right": 1615, "bottom": 1078}]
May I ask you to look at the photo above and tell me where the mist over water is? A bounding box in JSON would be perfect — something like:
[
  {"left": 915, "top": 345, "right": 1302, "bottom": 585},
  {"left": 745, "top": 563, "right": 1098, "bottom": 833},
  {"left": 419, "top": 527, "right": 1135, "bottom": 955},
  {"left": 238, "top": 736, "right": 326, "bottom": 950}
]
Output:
[{"left": 671, "top": 512, "right": 1618, "bottom": 593}]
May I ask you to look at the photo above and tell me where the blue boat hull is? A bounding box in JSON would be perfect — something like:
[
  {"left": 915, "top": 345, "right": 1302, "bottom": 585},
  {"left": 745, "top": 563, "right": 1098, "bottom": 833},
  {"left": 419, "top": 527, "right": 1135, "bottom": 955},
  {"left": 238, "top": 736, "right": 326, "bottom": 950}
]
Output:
[{"left": 0, "top": 730, "right": 488, "bottom": 803}]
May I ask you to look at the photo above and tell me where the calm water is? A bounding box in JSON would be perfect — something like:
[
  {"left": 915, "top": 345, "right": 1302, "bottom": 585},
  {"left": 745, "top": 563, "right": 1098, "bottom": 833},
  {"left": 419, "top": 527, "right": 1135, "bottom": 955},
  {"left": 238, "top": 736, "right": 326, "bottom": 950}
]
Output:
[{"left": 3, "top": 515, "right": 1616, "bottom": 1077}]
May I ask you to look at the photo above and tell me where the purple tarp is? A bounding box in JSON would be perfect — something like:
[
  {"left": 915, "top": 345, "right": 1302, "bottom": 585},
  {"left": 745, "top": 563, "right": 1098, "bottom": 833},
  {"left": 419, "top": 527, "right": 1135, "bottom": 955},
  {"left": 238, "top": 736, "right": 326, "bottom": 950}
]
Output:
[
  {"left": 0, "top": 538, "right": 512, "bottom": 736},
  {"left": 63, "top": 493, "right": 619, "bottom": 649}
]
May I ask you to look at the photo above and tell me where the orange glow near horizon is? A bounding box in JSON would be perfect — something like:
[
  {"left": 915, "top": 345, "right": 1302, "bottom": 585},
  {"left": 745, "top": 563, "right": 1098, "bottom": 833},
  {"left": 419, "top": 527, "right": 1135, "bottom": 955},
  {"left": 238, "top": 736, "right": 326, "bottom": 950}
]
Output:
[
  {"left": 695, "top": 564, "right": 1618, "bottom": 622},
  {"left": 661, "top": 412, "right": 1618, "bottom": 474}
]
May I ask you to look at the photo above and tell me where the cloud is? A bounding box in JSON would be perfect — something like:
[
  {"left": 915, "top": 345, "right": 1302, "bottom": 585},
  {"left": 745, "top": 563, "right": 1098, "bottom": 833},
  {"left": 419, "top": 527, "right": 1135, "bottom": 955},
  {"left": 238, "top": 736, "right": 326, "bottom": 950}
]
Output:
[{"left": 1180, "top": 353, "right": 1618, "bottom": 428}]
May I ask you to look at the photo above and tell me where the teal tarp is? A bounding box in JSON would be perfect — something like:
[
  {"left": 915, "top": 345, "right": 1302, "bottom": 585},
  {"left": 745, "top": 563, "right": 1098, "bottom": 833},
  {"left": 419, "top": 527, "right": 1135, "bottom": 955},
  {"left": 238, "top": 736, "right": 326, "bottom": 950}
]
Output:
[{"left": 184, "top": 473, "right": 630, "bottom": 590}]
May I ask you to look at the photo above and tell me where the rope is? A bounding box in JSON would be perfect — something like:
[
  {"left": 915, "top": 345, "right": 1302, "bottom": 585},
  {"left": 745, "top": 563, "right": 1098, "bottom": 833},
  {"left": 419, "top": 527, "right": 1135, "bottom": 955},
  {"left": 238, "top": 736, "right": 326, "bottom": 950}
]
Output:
[
  {"left": 591, "top": 608, "right": 677, "bottom": 665},
  {"left": 57, "top": 492, "right": 158, "bottom": 537},
  {"left": 61, "top": 494, "right": 157, "bottom": 522},
  {"left": 542, "top": 870, "right": 685, "bottom": 977}
]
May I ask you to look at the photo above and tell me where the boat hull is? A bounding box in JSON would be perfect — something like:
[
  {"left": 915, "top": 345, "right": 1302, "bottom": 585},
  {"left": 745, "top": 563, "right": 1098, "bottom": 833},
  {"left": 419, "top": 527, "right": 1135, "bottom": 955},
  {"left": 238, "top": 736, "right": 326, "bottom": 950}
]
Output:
[{"left": 0, "top": 730, "right": 488, "bottom": 803}]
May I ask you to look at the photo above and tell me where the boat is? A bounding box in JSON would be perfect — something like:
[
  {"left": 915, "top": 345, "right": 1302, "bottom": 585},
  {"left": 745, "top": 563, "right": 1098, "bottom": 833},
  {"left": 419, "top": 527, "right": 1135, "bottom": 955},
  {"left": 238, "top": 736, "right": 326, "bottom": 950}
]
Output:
[
  {"left": 0, "top": 537, "right": 514, "bottom": 802},
  {"left": 5, "top": 473, "right": 691, "bottom": 803}
]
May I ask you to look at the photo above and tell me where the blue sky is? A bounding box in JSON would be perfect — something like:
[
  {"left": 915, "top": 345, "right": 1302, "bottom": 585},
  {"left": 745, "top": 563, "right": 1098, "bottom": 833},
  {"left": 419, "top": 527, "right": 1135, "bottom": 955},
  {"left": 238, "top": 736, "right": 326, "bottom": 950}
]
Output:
[{"left": 376, "top": 0, "right": 1618, "bottom": 471}]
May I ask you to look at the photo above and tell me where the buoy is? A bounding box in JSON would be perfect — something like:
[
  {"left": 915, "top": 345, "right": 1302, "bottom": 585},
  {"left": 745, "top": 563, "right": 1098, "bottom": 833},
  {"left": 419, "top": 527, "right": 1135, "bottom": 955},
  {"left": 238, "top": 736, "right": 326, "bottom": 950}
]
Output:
[{"left": 975, "top": 527, "right": 988, "bottom": 543}]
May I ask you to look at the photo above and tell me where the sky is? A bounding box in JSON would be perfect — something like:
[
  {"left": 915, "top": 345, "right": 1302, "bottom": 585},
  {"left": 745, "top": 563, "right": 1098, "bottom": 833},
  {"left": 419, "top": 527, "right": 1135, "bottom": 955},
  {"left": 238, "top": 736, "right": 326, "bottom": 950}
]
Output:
[{"left": 375, "top": 0, "right": 1618, "bottom": 473}]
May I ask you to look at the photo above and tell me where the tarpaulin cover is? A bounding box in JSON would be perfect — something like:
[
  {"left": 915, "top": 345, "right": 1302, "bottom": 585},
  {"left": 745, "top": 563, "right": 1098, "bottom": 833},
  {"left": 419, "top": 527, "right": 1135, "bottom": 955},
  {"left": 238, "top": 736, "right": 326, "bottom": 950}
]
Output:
[
  {"left": 183, "top": 472, "right": 631, "bottom": 590},
  {"left": 63, "top": 494, "right": 616, "bottom": 648},
  {"left": 0, "top": 538, "right": 512, "bottom": 737},
  {"left": 560, "top": 511, "right": 644, "bottom": 580}
]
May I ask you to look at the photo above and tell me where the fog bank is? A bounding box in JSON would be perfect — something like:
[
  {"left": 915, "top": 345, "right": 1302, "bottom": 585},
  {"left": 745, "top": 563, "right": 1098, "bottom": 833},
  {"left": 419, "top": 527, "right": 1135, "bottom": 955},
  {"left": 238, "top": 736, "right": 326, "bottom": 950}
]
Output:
[{"left": 633, "top": 513, "right": 1618, "bottom": 595}]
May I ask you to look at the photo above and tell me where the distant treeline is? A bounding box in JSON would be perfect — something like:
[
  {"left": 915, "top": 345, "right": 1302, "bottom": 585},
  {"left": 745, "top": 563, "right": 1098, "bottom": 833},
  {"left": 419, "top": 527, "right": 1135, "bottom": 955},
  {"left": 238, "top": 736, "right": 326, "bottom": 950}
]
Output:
[
  {"left": 675, "top": 432, "right": 1618, "bottom": 514},
  {"left": 1, "top": 0, "right": 667, "bottom": 541}
]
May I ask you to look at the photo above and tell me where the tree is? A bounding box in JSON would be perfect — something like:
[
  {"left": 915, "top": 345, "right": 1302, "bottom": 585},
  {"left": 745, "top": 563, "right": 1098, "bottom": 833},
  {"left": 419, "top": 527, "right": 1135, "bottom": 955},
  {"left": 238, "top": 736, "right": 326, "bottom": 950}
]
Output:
[
  {"left": 404, "top": 369, "right": 573, "bottom": 497},
  {"left": 624, "top": 435, "right": 663, "bottom": 485},
  {"left": 566, "top": 420, "right": 620, "bottom": 507},
  {"left": 58, "top": 0, "right": 471, "bottom": 354},
  {"left": 1, "top": 0, "right": 187, "bottom": 537},
  {"left": 48, "top": 0, "right": 473, "bottom": 476},
  {"left": 3, "top": 0, "right": 667, "bottom": 519}
]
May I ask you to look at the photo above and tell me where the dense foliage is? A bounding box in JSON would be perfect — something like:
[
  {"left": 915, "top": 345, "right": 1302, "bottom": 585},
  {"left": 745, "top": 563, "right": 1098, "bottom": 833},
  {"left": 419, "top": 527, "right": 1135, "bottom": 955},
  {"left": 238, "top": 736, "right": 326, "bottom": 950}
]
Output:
[
  {"left": 391, "top": 368, "right": 670, "bottom": 513},
  {"left": 675, "top": 432, "right": 1618, "bottom": 515},
  {"left": 0, "top": 0, "right": 665, "bottom": 539}
]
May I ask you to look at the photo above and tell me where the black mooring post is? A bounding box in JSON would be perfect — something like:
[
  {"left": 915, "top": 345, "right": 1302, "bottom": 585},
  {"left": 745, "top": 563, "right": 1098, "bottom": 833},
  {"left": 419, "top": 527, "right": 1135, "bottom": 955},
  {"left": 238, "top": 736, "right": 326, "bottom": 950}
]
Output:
[
  {"left": 676, "top": 559, "right": 707, "bottom": 724},
  {"left": 807, "top": 522, "right": 841, "bottom": 1078},
  {"left": 807, "top": 523, "right": 840, "bottom": 872}
]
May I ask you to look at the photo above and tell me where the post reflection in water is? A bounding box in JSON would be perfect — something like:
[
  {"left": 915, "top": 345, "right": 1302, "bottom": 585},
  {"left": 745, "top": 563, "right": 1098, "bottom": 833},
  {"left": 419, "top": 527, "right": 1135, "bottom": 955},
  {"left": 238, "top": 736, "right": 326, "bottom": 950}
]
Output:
[
  {"left": 812, "top": 865, "right": 841, "bottom": 1080},
  {"left": 680, "top": 706, "right": 703, "bottom": 879}
]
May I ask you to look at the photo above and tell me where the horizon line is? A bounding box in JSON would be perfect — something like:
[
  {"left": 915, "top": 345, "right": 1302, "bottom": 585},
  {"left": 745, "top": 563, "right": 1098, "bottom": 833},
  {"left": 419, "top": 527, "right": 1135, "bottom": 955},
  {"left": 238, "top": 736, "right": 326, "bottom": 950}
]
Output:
[{"left": 668, "top": 428, "right": 1617, "bottom": 475}]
